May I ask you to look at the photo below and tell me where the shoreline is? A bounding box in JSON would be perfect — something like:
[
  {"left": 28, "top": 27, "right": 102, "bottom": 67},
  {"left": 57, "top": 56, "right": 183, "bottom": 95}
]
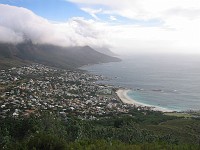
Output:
[{"left": 116, "top": 89, "right": 173, "bottom": 112}]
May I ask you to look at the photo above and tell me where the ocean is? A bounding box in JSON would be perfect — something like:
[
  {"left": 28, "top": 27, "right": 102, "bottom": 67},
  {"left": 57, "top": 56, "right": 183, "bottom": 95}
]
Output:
[{"left": 81, "top": 54, "right": 200, "bottom": 112}]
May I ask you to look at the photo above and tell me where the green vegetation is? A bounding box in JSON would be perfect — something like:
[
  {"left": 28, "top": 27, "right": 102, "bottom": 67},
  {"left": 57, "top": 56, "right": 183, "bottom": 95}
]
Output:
[
  {"left": 0, "top": 109, "right": 200, "bottom": 150},
  {"left": 164, "top": 112, "right": 193, "bottom": 118}
]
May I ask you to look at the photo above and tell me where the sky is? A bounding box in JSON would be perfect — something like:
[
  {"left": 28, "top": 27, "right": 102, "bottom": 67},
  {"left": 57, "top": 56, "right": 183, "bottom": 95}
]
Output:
[{"left": 0, "top": 0, "right": 200, "bottom": 54}]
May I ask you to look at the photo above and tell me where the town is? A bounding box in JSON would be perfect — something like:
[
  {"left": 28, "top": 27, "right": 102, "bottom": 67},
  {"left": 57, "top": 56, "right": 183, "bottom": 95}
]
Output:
[{"left": 0, "top": 64, "right": 133, "bottom": 119}]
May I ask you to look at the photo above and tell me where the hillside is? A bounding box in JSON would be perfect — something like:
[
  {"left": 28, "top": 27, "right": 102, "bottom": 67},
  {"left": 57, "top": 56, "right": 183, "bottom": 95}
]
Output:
[
  {"left": 0, "top": 110, "right": 199, "bottom": 149},
  {"left": 92, "top": 47, "right": 117, "bottom": 56},
  {"left": 0, "top": 42, "right": 121, "bottom": 69}
]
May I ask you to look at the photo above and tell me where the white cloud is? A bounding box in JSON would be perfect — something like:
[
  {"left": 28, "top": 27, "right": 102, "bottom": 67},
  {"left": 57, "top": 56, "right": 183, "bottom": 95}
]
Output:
[
  {"left": 67, "top": 0, "right": 200, "bottom": 29},
  {"left": 109, "top": 16, "right": 117, "bottom": 21},
  {"left": 0, "top": 4, "right": 109, "bottom": 48},
  {"left": 67, "top": 0, "right": 200, "bottom": 20},
  {"left": 66, "top": 0, "right": 200, "bottom": 54},
  {"left": 81, "top": 8, "right": 102, "bottom": 20},
  {"left": 1, "top": 3, "right": 200, "bottom": 54},
  {"left": 0, "top": 26, "right": 24, "bottom": 43}
]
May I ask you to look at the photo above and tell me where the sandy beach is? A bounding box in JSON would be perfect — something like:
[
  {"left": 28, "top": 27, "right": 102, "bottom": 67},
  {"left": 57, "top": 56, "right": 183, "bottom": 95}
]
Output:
[{"left": 116, "top": 89, "right": 173, "bottom": 112}]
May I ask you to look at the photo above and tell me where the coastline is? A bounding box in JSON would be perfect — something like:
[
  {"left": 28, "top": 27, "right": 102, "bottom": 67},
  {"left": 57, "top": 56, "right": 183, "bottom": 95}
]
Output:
[{"left": 116, "top": 89, "right": 173, "bottom": 112}]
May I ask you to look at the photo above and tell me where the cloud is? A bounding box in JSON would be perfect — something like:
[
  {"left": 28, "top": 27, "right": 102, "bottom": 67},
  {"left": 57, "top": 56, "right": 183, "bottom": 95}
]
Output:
[
  {"left": 1, "top": 3, "right": 200, "bottom": 54},
  {"left": 0, "top": 4, "right": 109, "bottom": 47},
  {"left": 109, "top": 16, "right": 117, "bottom": 21},
  {"left": 81, "top": 8, "right": 102, "bottom": 20},
  {"left": 0, "top": 26, "right": 24, "bottom": 43},
  {"left": 67, "top": 0, "right": 200, "bottom": 20},
  {"left": 67, "top": 0, "right": 200, "bottom": 31},
  {"left": 66, "top": 0, "right": 200, "bottom": 54}
]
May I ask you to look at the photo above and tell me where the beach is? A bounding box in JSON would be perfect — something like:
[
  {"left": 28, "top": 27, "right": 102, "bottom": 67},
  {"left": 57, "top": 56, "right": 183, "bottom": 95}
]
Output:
[{"left": 116, "top": 89, "right": 173, "bottom": 112}]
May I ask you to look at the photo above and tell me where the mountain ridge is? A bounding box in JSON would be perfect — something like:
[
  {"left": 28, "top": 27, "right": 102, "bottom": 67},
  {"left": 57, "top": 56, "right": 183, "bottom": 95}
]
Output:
[
  {"left": 92, "top": 47, "right": 117, "bottom": 56},
  {"left": 0, "top": 42, "right": 121, "bottom": 69}
]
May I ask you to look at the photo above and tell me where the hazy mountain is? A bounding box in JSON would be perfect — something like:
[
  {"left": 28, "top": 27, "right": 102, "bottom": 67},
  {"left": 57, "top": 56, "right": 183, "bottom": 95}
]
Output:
[
  {"left": 0, "top": 42, "right": 121, "bottom": 69},
  {"left": 93, "top": 47, "right": 117, "bottom": 56}
]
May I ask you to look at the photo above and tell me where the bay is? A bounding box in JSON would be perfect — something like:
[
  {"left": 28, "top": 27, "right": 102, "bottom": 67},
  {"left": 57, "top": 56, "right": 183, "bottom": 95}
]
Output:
[{"left": 81, "top": 54, "right": 200, "bottom": 112}]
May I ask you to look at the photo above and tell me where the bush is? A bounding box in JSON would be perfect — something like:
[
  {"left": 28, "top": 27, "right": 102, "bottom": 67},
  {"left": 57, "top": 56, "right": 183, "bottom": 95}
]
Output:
[{"left": 26, "top": 133, "right": 67, "bottom": 150}]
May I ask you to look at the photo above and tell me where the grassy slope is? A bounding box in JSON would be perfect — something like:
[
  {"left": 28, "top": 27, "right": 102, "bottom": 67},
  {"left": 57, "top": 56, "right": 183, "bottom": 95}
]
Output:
[{"left": 143, "top": 118, "right": 200, "bottom": 144}]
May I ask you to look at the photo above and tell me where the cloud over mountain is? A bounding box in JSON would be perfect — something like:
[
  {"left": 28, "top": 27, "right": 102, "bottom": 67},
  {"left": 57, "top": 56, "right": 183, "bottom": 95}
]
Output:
[
  {"left": 0, "top": 4, "right": 109, "bottom": 47},
  {"left": 1, "top": 2, "right": 200, "bottom": 55}
]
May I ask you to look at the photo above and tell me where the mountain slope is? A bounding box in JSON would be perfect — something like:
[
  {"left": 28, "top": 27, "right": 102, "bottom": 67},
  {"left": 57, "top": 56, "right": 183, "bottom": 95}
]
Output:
[
  {"left": 0, "top": 42, "right": 121, "bottom": 69},
  {"left": 92, "top": 47, "right": 117, "bottom": 56}
]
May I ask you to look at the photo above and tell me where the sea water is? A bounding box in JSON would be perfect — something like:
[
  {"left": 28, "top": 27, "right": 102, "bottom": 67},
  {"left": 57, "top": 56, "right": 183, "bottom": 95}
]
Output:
[{"left": 81, "top": 54, "right": 200, "bottom": 112}]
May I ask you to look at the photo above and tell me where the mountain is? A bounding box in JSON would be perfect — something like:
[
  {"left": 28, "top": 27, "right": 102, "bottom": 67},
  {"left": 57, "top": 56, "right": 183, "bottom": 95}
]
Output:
[
  {"left": 92, "top": 47, "right": 117, "bottom": 56},
  {"left": 0, "top": 42, "right": 121, "bottom": 69}
]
